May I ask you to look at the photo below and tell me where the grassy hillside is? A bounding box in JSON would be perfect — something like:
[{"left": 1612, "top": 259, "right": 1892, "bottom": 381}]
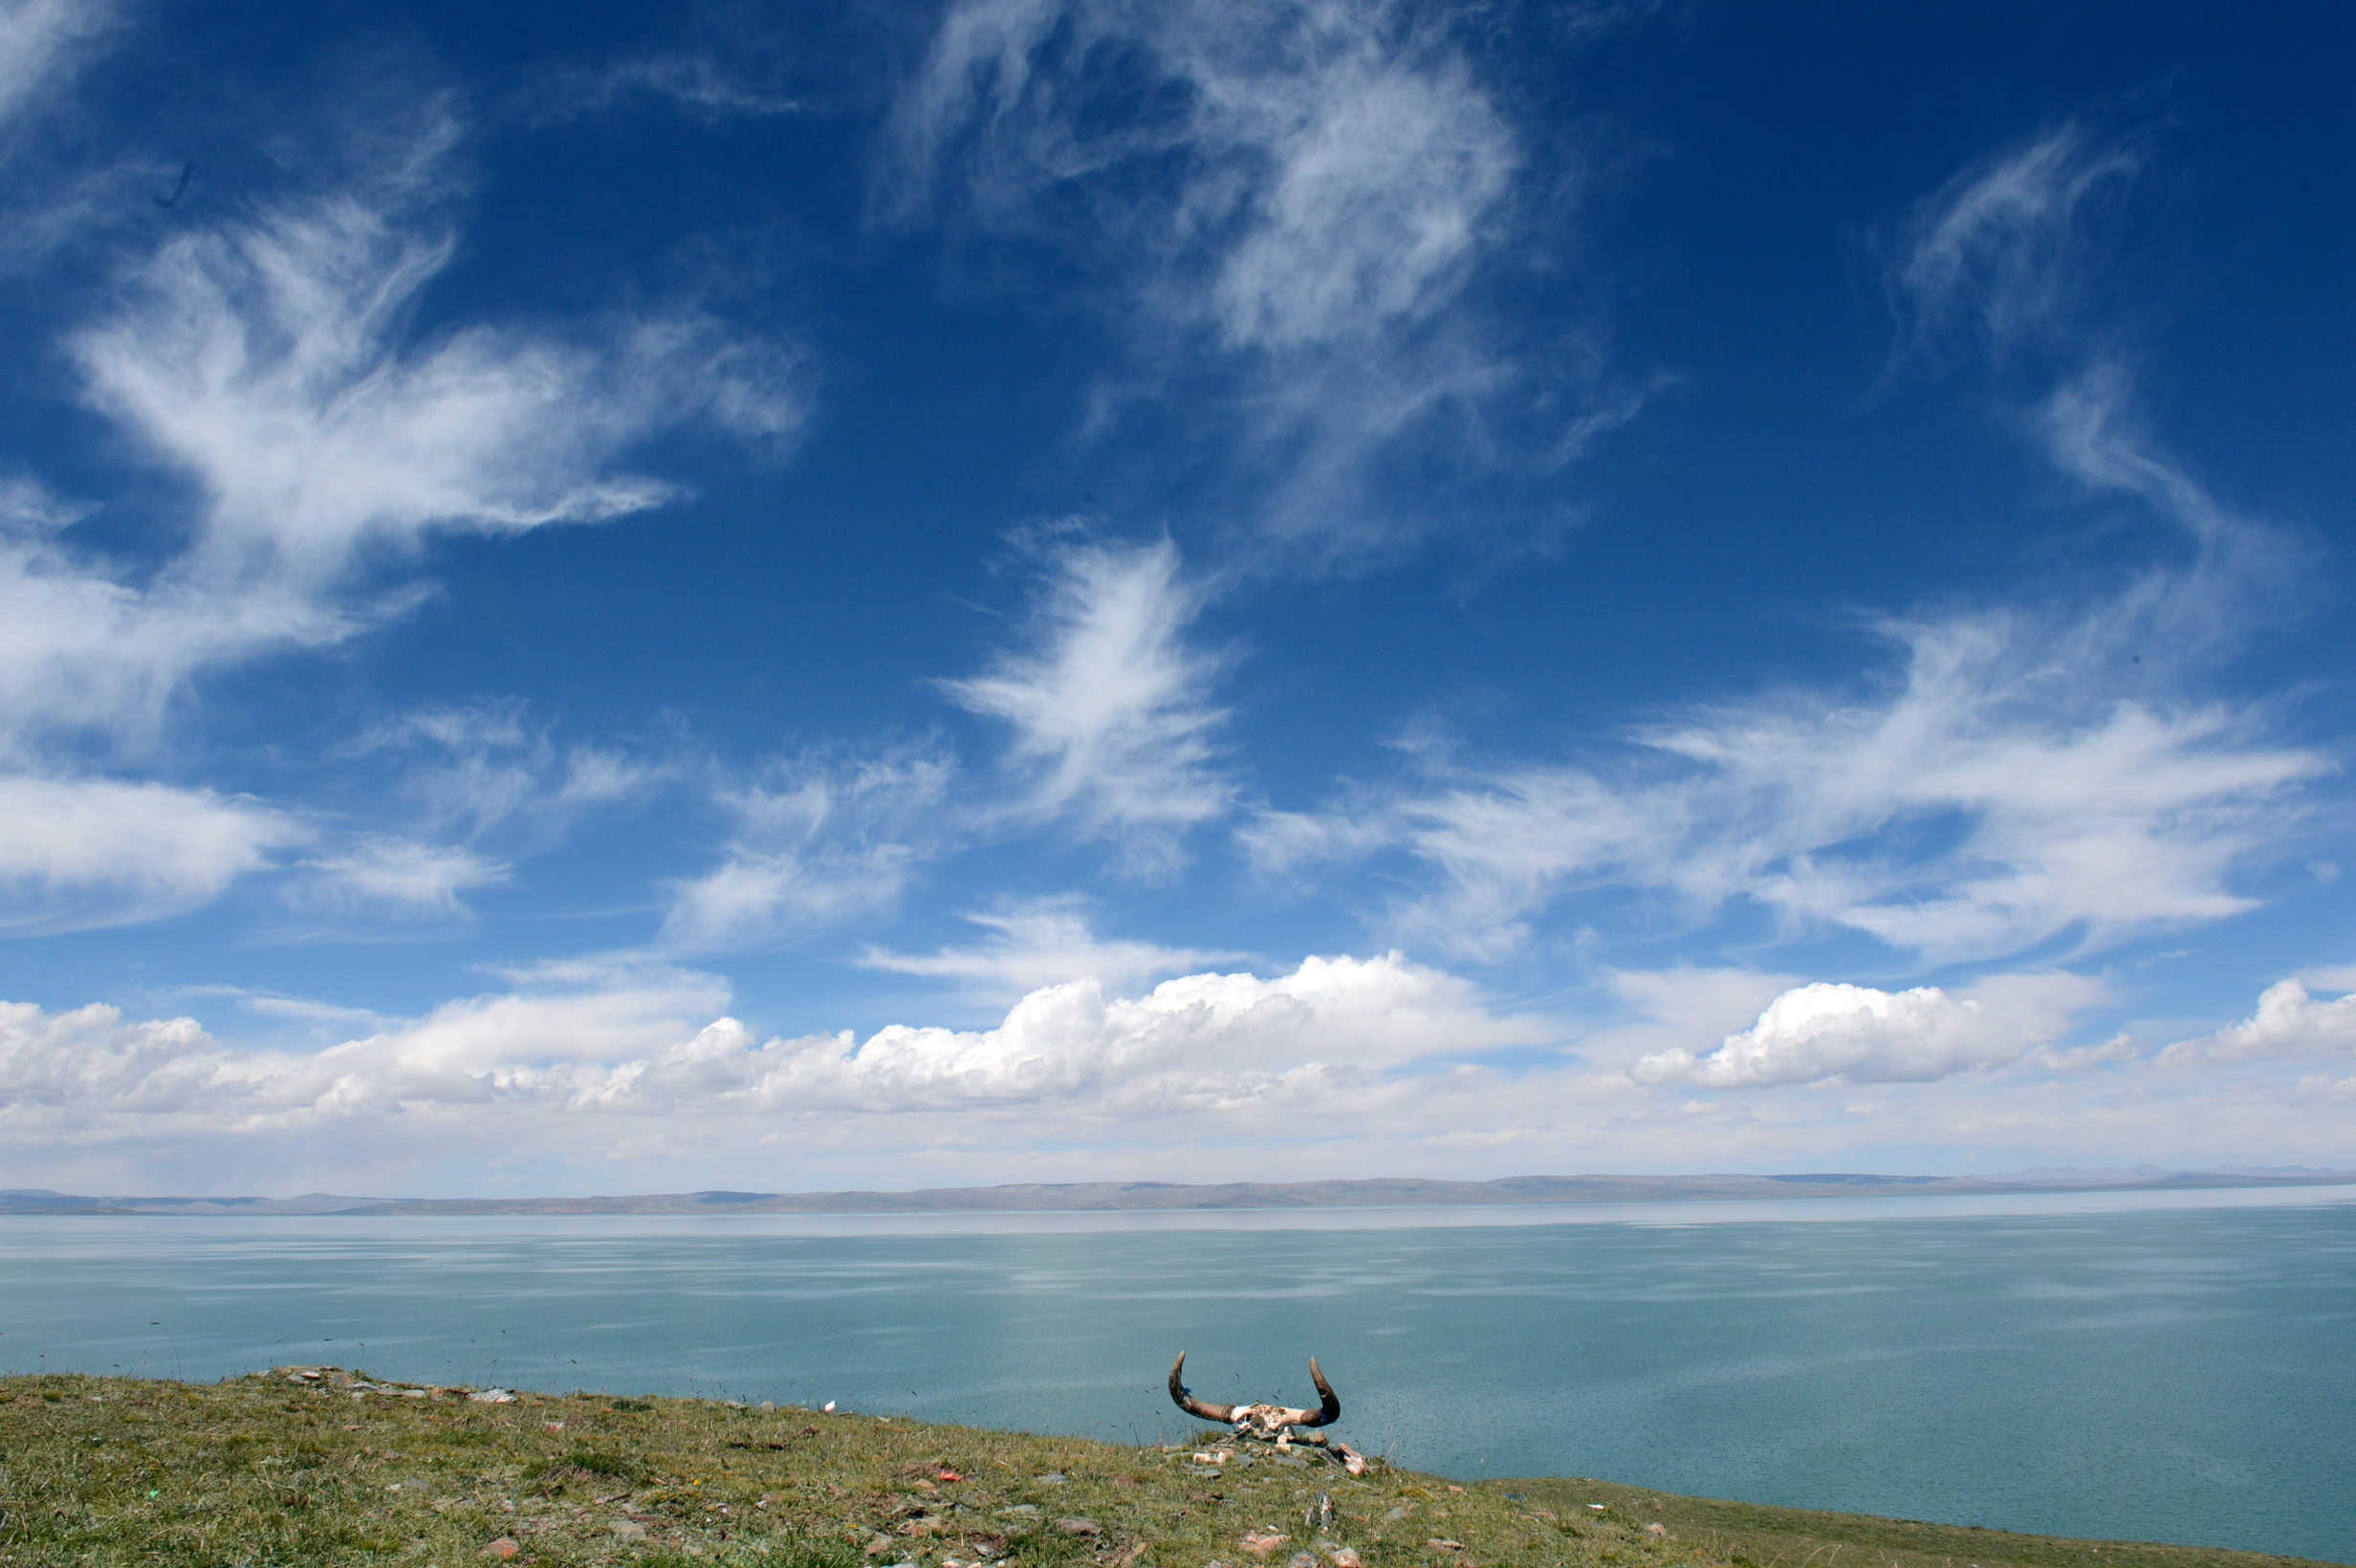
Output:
[{"left": 0, "top": 1371, "right": 2337, "bottom": 1568}]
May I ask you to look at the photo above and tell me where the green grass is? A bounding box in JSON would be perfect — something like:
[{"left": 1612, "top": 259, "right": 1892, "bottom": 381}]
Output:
[{"left": 0, "top": 1372, "right": 2337, "bottom": 1568}]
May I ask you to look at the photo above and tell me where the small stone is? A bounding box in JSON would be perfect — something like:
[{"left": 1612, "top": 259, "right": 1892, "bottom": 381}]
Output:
[
  {"left": 996, "top": 1505, "right": 1040, "bottom": 1517},
  {"left": 1427, "top": 1540, "right": 1465, "bottom": 1553},
  {"left": 1647, "top": 1523, "right": 1669, "bottom": 1537},
  {"left": 1383, "top": 1508, "right": 1409, "bottom": 1521},
  {"left": 1036, "top": 1472, "right": 1067, "bottom": 1486},
  {"left": 1239, "top": 1531, "right": 1288, "bottom": 1558},
  {"left": 1288, "top": 1554, "right": 1320, "bottom": 1568},
  {"left": 1055, "top": 1517, "right": 1102, "bottom": 1536},
  {"left": 610, "top": 1520, "right": 648, "bottom": 1541},
  {"left": 1330, "top": 1551, "right": 1363, "bottom": 1568},
  {"left": 481, "top": 1538, "right": 520, "bottom": 1560}
]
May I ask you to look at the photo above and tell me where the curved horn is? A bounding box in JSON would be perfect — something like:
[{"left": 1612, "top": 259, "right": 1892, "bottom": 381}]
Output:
[
  {"left": 1298, "top": 1357, "right": 1342, "bottom": 1427},
  {"left": 1168, "top": 1351, "right": 1235, "bottom": 1424}
]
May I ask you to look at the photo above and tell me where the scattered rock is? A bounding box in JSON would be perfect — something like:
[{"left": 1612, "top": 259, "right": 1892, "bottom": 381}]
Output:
[
  {"left": 1329, "top": 1551, "right": 1363, "bottom": 1567},
  {"left": 469, "top": 1388, "right": 517, "bottom": 1405},
  {"left": 863, "top": 1532, "right": 897, "bottom": 1556},
  {"left": 1036, "top": 1472, "right": 1067, "bottom": 1486},
  {"left": 1383, "top": 1507, "right": 1410, "bottom": 1521},
  {"left": 481, "top": 1538, "right": 520, "bottom": 1560},
  {"left": 610, "top": 1520, "right": 648, "bottom": 1541},
  {"left": 1647, "top": 1523, "right": 1669, "bottom": 1537},
  {"left": 823, "top": 1401, "right": 838, "bottom": 1413},
  {"left": 1427, "top": 1540, "right": 1465, "bottom": 1552},
  {"left": 543, "top": 1421, "right": 564, "bottom": 1433},
  {"left": 995, "top": 1505, "right": 1040, "bottom": 1518},
  {"left": 1239, "top": 1530, "right": 1288, "bottom": 1558},
  {"left": 1288, "top": 1553, "right": 1320, "bottom": 1568},
  {"left": 1306, "top": 1493, "right": 1334, "bottom": 1532},
  {"left": 1054, "top": 1517, "right": 1102, "bottom": 1536}
]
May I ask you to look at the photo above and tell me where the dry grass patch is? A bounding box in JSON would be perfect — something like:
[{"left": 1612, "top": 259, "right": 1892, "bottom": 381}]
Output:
[{"left": 0, "top": 1373, "right": 2337, "bottom": 1568}]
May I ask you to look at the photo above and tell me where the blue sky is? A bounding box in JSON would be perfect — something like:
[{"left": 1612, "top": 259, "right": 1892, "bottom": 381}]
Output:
[{"left": 2, "top": 0, "right": 2351, "bottom": 1196}]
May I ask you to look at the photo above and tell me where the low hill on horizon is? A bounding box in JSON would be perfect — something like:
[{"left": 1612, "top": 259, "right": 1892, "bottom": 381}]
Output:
[{"left": 5, "top": 1166, "right": 2351, "bottom": 1215}]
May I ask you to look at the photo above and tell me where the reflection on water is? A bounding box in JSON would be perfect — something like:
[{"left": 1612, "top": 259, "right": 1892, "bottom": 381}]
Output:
[{"left": 2, "top": 1187, "right": 2351, "bottom": 1563}]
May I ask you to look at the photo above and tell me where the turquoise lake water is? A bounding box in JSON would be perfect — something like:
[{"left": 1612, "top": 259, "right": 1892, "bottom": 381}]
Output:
[{"left": 3, "top": 1187, "right": 2351, "bottom": 1563}]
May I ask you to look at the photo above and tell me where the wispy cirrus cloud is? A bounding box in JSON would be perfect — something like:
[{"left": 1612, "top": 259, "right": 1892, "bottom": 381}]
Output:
[
  {"left": 288, "top": 837, "right": 511, "bottom": 926},
  {"left": 1250, "top": 119, "right": 2327, "bottom": 969},
  {"left": 882, "top": 0, "right": 1643, "bottom": 561},
  {"left": 355, "top": 701, "right": 670, "bottom": 848},
  {"left": 5, "top": 107, "right": 809, "bottom": 757},
  {"left": 941, "top": 537, "right": 1233, "bottom": 868},
  {"left": 76, "top": 119, "right": 666, "bottom": 590},
  {"left": 1882, "top": 120, "right": 2146, "bottom": 372},
  {"left": 1250, "top": 604, "right": 2325, "bottom": 966},
  {"left": 0, "top": 0, "right": 113, "bottom": 140},
  {"left": 860, "top": 895, "right": 1244, "bottom": 1004},
  {"left": 529, "top": 53, "right": 810, "bottom": 125},
  {"left": 0, "top": 774, "right": 299, "bottom": 934},
  {"left": 658, "top": 744, "right": 958, "bottom": 952},
  {"left": 0, "top": 106, "right": 805, "bottom": 932}
]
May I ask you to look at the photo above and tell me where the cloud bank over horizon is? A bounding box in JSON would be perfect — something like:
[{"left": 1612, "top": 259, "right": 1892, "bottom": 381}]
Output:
[{"left": 0, "top": 2, "right": 2349, "bottom": 1192}]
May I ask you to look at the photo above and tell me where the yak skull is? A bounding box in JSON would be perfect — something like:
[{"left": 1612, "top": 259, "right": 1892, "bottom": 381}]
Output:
[{"left": 1167, "top": 1351, "right": 1365, "bottom": 1472}]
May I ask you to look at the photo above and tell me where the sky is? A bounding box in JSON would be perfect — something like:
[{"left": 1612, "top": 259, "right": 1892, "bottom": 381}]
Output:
[{"left": 0, "top": 0, "right": 2351, "bottom": 1197}]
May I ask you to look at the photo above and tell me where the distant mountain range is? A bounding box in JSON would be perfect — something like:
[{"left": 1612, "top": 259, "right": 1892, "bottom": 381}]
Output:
[{"left": 3, "top": 1166, "right": 2351, "bottom": 1216}]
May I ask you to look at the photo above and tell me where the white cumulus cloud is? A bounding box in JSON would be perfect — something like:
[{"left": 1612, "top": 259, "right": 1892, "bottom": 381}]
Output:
[
  {"left": 0, "top": 951, "right": 1545, "bottom": 1147},
  {"left": 2158, "top": 978, "right": 2356, "bottom": 1067},
  {"left": 1633, "top": 972, "right": 2101, "bottom": 1088}
]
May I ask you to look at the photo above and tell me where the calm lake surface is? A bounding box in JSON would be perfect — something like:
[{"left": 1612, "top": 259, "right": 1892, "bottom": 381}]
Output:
[{"left": 3, "top": 1187, "right": 2352, "bottom": 1563}]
